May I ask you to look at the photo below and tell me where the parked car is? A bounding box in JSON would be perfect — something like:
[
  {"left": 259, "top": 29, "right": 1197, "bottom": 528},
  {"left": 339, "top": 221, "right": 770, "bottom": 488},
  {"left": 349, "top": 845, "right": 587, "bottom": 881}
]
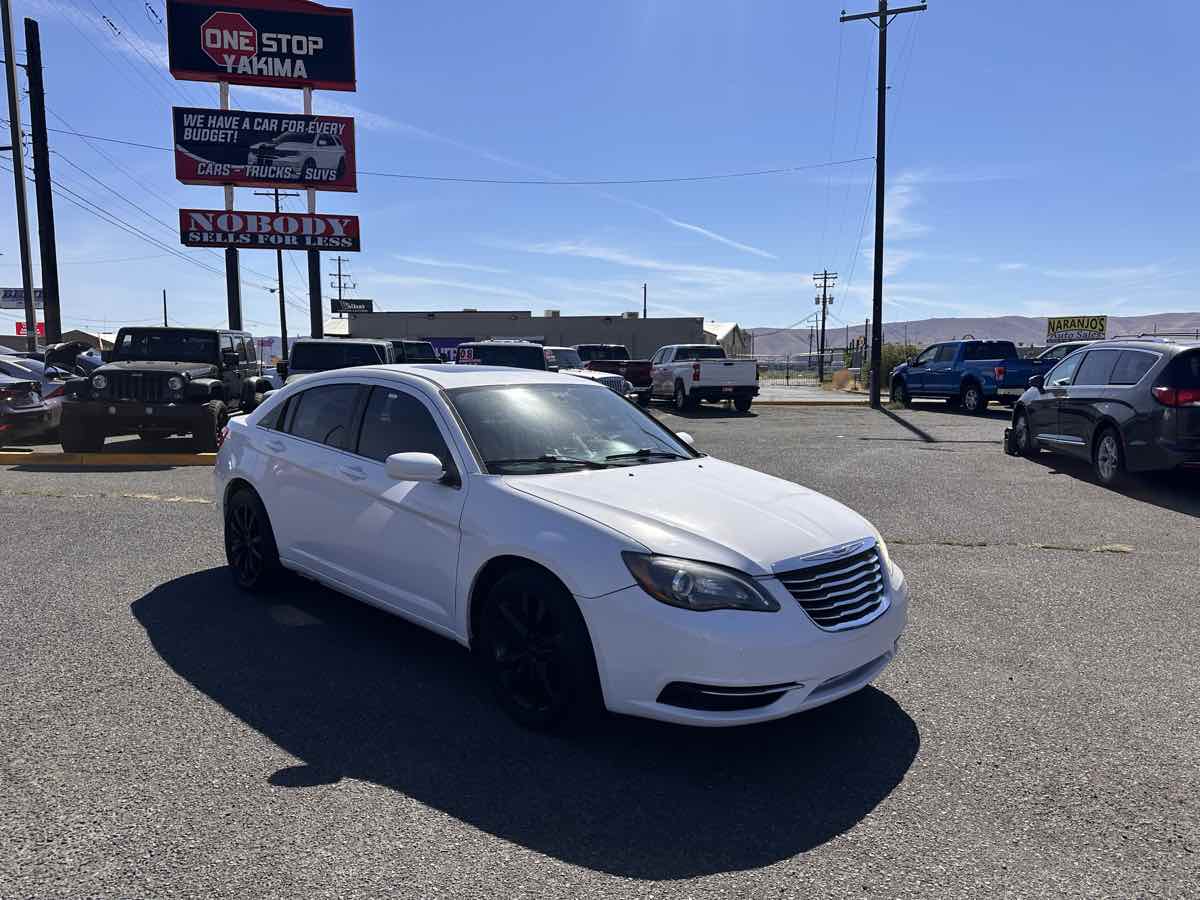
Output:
[
  {"left": 890, "top": 339, "right": 1055, "bottom": 413},
  {"left": 59, "top": 327, "right": 272, "bottom": 452},
  {"left": 0, "top": 356, "right": 71, "bottom": 439},
  {"left": 278, "top": 338, "right": 394, "bottom": 384},
  {"left": 1034, "top": 340, "right": 1096, "bottom": 365},
  {"left": 1008, "top": 338, "right": 1200, "bottom": 486},
  {"left": 0, "top": 371, "right": 56, "bottom": 446},
  {"left": 575, "top": 344, "right": 653, "bottom": 405},
  {"left": 649, "top": 344, "right": 759, "bottom": 413},
  {"left": 454, "top": 340, "right": 548, "bottom": 370},
  {"left": 542, "top": 346, "right": 631, "bottom": 394},
  {"left": 216, "top": 365, "right": 907, "bottom": 729},
  {"left": 387, "top": 340, "right": 442, "bottom": 364}
]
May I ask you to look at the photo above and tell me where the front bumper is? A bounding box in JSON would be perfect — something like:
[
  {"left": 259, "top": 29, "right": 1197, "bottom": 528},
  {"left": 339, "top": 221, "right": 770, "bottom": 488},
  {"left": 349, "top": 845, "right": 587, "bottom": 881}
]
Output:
[
  {"left": 577, "top": 564, "right": 908, "bottom": 726},
  {"left": 64, "top": 400, "right": 207, "bottom": 434}
]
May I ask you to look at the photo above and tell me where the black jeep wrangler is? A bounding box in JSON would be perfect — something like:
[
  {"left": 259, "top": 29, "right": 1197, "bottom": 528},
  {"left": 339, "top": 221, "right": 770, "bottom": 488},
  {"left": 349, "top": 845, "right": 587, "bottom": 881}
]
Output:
[{"left": 60, "top": 327, "right": 273, "bottom": 452}]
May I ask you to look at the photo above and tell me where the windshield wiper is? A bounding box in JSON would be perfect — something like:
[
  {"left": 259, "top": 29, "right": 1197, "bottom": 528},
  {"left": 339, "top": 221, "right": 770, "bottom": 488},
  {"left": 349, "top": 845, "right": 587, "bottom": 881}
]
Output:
[
  {"left": 605, "top": 448, "right": 689, "bottom": 461},
  {"left": 488, "top": 455, "right": 611, "bottom": 471}
]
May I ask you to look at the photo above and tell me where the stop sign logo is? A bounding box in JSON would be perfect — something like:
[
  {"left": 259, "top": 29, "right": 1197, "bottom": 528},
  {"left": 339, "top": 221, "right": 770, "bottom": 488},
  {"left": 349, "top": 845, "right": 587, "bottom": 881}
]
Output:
[{"left": 200, "top": 11, "right": 257, "bottom": 67}]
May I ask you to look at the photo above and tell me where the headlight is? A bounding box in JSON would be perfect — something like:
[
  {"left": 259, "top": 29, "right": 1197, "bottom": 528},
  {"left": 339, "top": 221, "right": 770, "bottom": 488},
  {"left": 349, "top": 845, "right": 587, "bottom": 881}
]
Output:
[
  {"left": 167, "top": 376, "right": 184, "bottom": 391},
  {"left": 622, "top": 552, "right": 780, "bottom": 612},
  {"left": 91, "top": 374, "right": 107, "bottom": 391}
]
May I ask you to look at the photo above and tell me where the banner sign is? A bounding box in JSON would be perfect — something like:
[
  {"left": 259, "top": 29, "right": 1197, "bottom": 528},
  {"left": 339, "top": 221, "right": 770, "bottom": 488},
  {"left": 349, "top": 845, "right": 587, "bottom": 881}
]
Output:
[
  {"left": 330, "top": 297, "right": 373, "bottom": 313},
  {"left": 15, "top": 321, "right": 45, "bottom": 337},
  {"left": 173, "top": 106, "right": 356, "bottom": 192},
  {"left": 0, "top": 288, "right": 44, "bottom": 310},
  {"left": 1046, "top": 315, "right": 1107, "bottom": 344},
  {"left": 179, "top": 208, "right": 360, "bottom": 250},
  {"left": 166, "top": 0, "right": 356, "bottom": 91}
]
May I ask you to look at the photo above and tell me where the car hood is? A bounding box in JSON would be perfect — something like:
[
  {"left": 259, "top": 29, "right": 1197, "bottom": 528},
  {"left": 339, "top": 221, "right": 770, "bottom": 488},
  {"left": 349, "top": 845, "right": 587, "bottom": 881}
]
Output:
[
  {"left": 97, "top": 360, "right": 217, "bottom": 378},
  {"left": 504, "top": 457, "right": 875, "bottom": 576}
]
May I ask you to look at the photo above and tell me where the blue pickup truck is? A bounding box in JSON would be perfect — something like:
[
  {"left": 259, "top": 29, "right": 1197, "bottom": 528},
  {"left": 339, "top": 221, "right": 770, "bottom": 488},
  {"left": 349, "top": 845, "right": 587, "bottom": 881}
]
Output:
[{"left": 890, "top": 340, "right": 1053, "bottom": 413}]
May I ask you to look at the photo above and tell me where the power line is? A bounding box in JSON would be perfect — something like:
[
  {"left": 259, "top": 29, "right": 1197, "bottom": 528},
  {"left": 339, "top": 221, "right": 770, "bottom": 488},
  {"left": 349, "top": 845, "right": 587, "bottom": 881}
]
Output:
[{"left": 82, "top": 2, "right": 175, "bottom": 107}]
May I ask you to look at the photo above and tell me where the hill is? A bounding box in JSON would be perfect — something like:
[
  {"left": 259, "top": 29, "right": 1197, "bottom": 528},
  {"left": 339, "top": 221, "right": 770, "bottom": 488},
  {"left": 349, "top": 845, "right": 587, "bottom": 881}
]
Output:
[{"left": 749, "top": 312, "right": 1200, "bottom": 356}]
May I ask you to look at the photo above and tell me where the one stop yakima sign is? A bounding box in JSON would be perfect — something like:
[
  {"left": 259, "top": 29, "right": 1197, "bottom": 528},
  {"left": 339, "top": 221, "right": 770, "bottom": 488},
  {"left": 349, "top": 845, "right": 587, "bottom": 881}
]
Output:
[{"left": 201, "top": 11, "right": 256, "bottom": 67}]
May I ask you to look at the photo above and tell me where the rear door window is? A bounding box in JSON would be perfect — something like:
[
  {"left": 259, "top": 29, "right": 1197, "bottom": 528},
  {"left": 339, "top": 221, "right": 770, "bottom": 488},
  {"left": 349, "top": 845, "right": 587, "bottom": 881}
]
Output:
[
  {"left": 1107, "top": 351, "right": 1157, "bottom": 386},
  {"left": 1073, "top": 349, "right": 1122, "bottom": 386},
  {"left": 287, "top": 384, "right": 363, "bottom": 450}
]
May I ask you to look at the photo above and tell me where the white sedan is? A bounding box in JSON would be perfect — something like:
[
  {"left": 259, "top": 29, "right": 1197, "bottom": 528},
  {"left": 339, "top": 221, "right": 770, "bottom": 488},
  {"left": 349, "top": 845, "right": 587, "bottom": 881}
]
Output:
[{"left": 215, "top": 365, "right": 907, "bottom": 729}]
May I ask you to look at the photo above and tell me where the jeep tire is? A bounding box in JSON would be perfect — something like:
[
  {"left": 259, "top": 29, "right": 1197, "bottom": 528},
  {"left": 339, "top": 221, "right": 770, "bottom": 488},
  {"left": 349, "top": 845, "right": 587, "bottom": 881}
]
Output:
[
  {"left": 60, "top": 416, "right": 104, "bottom": 453},
  {"left": 194, "top": 400, "right": 228, "bottom": 452}
]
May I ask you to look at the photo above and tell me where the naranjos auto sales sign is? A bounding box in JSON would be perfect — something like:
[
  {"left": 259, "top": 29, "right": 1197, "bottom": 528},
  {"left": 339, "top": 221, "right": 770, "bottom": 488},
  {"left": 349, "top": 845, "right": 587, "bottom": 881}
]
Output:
[
  {"left": 166, "top": 0, "right": 355, "bottom": 91},
  {"left": 1046, "top": 315, "right": 1108, "bottom": 344},
  {"left": 179, "top": 208, "right": 360, "bottom": 250},
  {"left": 173, "top": 106, "right": 356, "bottom": 192}
]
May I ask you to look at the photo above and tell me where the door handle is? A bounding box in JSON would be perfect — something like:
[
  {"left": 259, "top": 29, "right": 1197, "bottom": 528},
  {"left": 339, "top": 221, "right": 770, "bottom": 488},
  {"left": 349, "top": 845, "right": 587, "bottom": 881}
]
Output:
[
  {"left": 265, "top": 439, "right": 285, "bottom": 452},
  {"left": 338, "top": 464, "right": 367, "bottom": 482}
]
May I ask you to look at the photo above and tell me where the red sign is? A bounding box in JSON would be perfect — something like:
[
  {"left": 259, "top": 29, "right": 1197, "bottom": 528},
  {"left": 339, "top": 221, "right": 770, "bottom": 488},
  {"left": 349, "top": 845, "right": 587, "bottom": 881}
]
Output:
[
  {"left": 15, "top": 321, "right": 45, "bottom": 337},
  {"left": 179, "top": 208, "right": 360, "bottom": 251},
  {"left": 201, "top": 11, "right": 257, "bottom": 67}
]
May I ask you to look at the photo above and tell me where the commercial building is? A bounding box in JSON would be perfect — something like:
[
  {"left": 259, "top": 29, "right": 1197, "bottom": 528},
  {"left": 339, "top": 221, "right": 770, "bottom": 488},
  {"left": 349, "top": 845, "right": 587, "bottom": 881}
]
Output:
[{"left": 334, "top": 309, "right": 707, "bottom": 358}]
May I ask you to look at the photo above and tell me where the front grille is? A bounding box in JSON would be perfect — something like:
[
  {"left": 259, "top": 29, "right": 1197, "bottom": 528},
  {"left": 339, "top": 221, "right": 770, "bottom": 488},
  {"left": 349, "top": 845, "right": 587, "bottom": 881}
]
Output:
[
  {"left": 777, "top": 542, "right": 888, "bottom": 631},
  {"left": 102, "top": 372, "right": 169, "bottom": 402},
  {"left": 595, "top": 374, "right": 626, "bottom": 392}
]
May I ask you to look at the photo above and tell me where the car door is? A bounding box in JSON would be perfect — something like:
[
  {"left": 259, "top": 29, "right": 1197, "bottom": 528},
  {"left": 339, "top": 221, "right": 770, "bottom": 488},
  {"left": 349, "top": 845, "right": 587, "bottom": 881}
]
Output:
[
  {"left": 651, "top": 349, "right": 671, "bottom": 395},
  {"left": 905, "top": 345, "right": 939, "bottom": 394},
  {"left": 266, "top": 381, "right": 368, "bottom": 579},
  {"left": 1027, "top": 352, "right": 1080, "bottom": 442},
  {"left": 335, "top": 382, "right": 468, "bottom": 628},
  {"left": 924, "top": 343, "right": 961, "bottom": 396},
  {"left": 1060, "top": 349, "right": 1122, "bottom": 456}
]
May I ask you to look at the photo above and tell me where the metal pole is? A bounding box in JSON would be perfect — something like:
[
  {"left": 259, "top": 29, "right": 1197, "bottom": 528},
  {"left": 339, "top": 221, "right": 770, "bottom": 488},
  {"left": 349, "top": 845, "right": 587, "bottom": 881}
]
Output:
[
  {"left": 162, "top": 289, "right": 167, "bottom": 326},
  {"left": 219, "top": 81, "right": 242, "bottom": 330},
  {"left": 3, "top": 0, "right": 37, "bottom": 351},
  {"left": 304, "top": 86, "right": 323, "bottom": 339},
  {"left": 642, "top": 282, "right": 647, "bottom": 319},
  {"left": 868, "top": 0, "right": 888, "bottom": 407},
  {"left": 24, "top": 17, "right": 59, "bottom": 343}
]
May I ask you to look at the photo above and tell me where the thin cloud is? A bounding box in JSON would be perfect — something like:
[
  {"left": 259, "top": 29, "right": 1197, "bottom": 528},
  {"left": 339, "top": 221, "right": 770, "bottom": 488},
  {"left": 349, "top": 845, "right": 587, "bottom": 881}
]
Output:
[{"left": 393, "top": 255, "right": 510, "bottom": 275}]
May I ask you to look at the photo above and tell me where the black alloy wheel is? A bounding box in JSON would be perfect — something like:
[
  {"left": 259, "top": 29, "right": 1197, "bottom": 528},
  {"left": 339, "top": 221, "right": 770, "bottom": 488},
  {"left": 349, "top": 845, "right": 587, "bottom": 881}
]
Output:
[
  {"left": 224, "top": 490, "right": 281, "bottom": 592},
  {"left": 1013, "top": 410, "right": 1037, "bottom": 457}
]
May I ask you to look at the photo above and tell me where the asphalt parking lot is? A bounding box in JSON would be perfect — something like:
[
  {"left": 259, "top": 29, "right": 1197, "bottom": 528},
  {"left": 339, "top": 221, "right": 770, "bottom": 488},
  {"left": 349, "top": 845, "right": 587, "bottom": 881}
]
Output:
[{"left": 2, "top": 403, "right": 1196, "bottom": 898}]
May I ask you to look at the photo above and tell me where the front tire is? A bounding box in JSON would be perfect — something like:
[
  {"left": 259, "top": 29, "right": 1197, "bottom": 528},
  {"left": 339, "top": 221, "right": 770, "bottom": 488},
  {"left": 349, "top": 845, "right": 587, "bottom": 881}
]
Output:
[
  {"left": 194, "top": 400, "right": 228, "bottom": 452},
  {"left": 1013, "top": 410, "right": 1038, "bottom": 457},
  {"left": 60, "top": 415, "right": 104, "bottom": 453},
  {"left": 224, "top": 488, "right": 283, "bottom": 592},
  {"left": 961, "top": 383, "right": 987, "bottom": 414},
  {"left": 1093, "top": 427, "right": 1125, "bottom": 488},
  {"left": 478, "top": 568, "right": 601, "bottom": 731},
  {"left": 892, "top": 379, "right": 911, "bottom": 408}
]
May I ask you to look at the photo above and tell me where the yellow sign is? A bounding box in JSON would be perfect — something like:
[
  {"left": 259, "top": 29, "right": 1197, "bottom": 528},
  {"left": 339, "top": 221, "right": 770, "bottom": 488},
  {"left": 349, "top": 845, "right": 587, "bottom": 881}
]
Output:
[{"left": 1046, "top": 315, "right": 1107, "bottom": 344}]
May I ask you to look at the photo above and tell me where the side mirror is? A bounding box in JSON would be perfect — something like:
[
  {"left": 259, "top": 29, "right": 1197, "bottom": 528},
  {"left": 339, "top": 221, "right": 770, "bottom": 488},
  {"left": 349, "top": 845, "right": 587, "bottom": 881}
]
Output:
[
  {"left": 676, "top": 431, "right": 695, "bottom": 446},
  {"left": 905, "top": 357, "right": 915, "bottom": 366},
  {"left": 385, "top": 451, "right": 445, "bottom": 483},
  {"left": 1028, "top": 374, "right": 1045, "bottom": 391},
  {"left": 276, "top": 361, "right": 288, "bottom": 377}
]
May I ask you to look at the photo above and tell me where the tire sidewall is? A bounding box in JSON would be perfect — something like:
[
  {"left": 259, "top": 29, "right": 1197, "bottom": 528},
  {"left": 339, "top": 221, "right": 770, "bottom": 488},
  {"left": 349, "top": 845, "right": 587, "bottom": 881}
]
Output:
[
  {"left": 674, "top": 381, "right": 687, "bottom": 412},
  {"left": 224, "top": 489, "right": 281, "bottom": 591},
  {"left": 1094, "top": 428, "right": 1124, "bottom": 486},
  {"left": 962, "top": 383, "right": 983, "bottom": 413}
]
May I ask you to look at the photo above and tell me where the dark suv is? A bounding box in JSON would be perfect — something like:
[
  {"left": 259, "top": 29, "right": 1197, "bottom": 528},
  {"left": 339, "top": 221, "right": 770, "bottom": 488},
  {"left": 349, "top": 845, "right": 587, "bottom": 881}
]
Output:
[
  {"left": 454, "top": 341, "right": 549, "bottom": 370},
  {"left": 388, "top": 340, "right": 442, "bottom": 363},
  {"left": 61, "top": 327, "right": 271, "bottom": 452},
  {"left": 1008, "top": 337, "right": 1200, "bottom": 485}
]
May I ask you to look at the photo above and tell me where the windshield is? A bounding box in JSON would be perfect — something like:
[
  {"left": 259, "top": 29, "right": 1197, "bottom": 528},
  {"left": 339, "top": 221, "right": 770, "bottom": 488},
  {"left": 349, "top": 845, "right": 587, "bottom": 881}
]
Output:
[
  {"left": 577, "top": 346, "right": 629, "bottom": 362},
  {"left": 449, "top": 383, "right": 695, "bottom": 474},
  {"left": 458, "top": 345, "right": 546, "bottom": 370},
  {"left": 113, "top": 330, "right": 217, "bottom": 364},
  {"left": 673, "top": 346, "right": 726, "bottom": 360},
  {"left": 290, "top": 342, "right": 388, "bottom": 370},
  {"left": 546, "top": 348, "right": 583, "bottom": 369}
]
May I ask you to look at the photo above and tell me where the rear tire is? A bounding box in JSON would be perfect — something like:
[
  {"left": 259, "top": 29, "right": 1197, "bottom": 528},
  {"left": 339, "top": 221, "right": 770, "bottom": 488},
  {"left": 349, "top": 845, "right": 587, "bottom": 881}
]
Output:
[
  {"left": 60, "top": 415, "right": 104, "bottom": 453},
  {"left": 734, "top": 396, "right": 753, "bottom": 413},
  {"left": 477, "top": 568, "right": 602, "bottom": 731},
  {"left": 1093, "top": 427, "right": 1126, "bottom": 488},
  {"left": 194, "top": 400, "right": 228, "bottom": 452},
  {"left": 224, "top": 488, "right": 283, "bottom": 592},
  {"left": 673, "top": 381, "right": 693, "bottom": 412},
  {"left": 961, "top": 383, "right": 987, "bottom": 414}
]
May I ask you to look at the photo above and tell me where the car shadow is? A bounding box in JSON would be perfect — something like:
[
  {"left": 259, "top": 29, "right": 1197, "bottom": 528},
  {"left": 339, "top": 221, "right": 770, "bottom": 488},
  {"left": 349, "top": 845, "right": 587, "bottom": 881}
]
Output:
[
  {"left": 1025, "top": 453, "right": 1200, "bottom": 518},
  {"left": 649, "top": 401, "right": 757, "bottom": 420},
  {"left": 132, "top": 568, "right": 919, "bottom": 879}
]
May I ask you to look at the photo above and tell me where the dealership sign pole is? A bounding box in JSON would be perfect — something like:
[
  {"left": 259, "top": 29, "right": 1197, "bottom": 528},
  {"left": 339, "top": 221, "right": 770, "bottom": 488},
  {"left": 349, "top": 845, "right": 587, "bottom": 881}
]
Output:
[{"left": 166, "top": 0, "right": 356, "bottom": 338}]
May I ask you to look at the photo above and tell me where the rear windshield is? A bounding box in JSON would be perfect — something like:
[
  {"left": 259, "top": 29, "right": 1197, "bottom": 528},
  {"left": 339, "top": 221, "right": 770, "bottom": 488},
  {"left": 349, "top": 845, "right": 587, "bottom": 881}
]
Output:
[
  {"left": 673, "top": 346, "right": 726, "bottom": 360},
  {"left": 402, "top": 341, "right": 438, "bottom": 358},
  {"left": 289, "top": 342, "right": 388, "bottom": 370},
  {"left": 576, "top": 345, "right": 629, "bottom": 362},
  {"left": 458, "top": 345, "right": 546, "bottom": 369},
  {"left": 1163, "top": 350, "right": 1200, "bottom": 388},
  {"left": 964, "top": 341, "right": 1016, "bottom": 360},
  {"left": 113, "top": 329, "right": 218, "bottom": 364}
]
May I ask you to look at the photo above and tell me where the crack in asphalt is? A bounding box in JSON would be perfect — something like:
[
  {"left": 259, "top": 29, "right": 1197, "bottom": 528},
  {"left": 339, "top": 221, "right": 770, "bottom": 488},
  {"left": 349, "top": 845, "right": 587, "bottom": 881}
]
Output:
[
  {"left": 0, "top": 489, "right": 211, "bottom": 505},
  {"left": 891, "top": 538, "right": 1135, "bottom": 554}
]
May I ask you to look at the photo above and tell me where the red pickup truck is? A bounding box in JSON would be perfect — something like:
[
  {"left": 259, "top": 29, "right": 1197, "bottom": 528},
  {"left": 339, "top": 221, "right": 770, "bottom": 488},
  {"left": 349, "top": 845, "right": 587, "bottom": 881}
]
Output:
[{"left": 574, "top": 344, "right": 653, "bottom": 405}]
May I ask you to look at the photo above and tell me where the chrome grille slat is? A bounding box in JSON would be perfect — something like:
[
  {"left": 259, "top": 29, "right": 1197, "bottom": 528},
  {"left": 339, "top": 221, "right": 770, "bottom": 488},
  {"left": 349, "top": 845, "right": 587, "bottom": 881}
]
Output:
[{"left": 777, "top": 544, "right": 887, "bottom": 632}]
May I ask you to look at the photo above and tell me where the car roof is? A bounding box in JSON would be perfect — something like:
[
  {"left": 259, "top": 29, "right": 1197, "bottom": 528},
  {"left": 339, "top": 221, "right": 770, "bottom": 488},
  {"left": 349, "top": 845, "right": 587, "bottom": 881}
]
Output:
[
  {"left": 314, "top": 363, "right": 604, "bottom": 391},
  {"left": 459, "top": 340, "right": 541, "bottom": 346},
  {"left": 293, "top": 337, "right": 390, "bottom": 345}
]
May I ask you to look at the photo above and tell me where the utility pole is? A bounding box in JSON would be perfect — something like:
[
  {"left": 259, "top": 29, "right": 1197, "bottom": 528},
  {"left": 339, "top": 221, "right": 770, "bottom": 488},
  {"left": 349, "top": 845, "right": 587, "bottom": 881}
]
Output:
[
  {"left": 841, "top": 0, "right": 927, "bottom": 408},
  {"left": 162, "top": 289, "right": 167, "bottom": 327},
  {"left": 813, "top": 270, "right": 837, "bottom": 383},
  {"left": 642, "top": 282, "right": 647, "bottom": 319},
  {"left": 255, "top": 188, "right": 299, "bottom": 359},
  {"left": 329, "top": 255, "right": 356, "bottom": 310},
  {"left": 2, "top": 0, "right": 37, "bottom": 351},
  {"left": 218, "top": 81, "right": 241, "bottom": 331},
  {"left": 24, "top": 17, "right": 59, "bottom": 344}
]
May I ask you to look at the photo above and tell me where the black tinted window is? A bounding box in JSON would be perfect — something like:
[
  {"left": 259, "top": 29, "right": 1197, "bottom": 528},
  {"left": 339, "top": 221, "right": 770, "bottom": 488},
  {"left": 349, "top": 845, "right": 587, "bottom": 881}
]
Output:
[
  {"left": 935, "top": 345, "right": 958, "bottom": 363},
  {"left": 257, "top": 398, "right": 287, "bottom": 430},
  {"left": 964, "top": 341, "right": 1014, "bottom": 360},
  {"left": 673, "top": 346, "right": 726, "bottom": 360},
  {"left": 1108, "top": 351, "right": 1157, "bottom": 386},
  {"left": 356, "top": 387, "right": 450, "bottom": 464},
  {"left": 913, "top": 346, "right": 938, "bottom": 366},
  {"left": 1163, "top": 351, "right": 1200, "bottom": 388},
  {"left": 402, "top": 341, "right": 437, "bottom": 359},
  {"left": 459, "top": 345, "right": 546, "bottom": 369},
  {"left": 288, "top": 384, "right": 361, "bottom": 450},
  {"left": 1074, "top": 349, "right": 1121, "bottom": 385},
  {"left": 113, "top": 330, "right": 217, "bottom": 363},
  {"left": 577, "top": 346, "right": 629, "bottom": 362},
  {"left": 290, "top": 342, "right": 388, "bottom": 370}
]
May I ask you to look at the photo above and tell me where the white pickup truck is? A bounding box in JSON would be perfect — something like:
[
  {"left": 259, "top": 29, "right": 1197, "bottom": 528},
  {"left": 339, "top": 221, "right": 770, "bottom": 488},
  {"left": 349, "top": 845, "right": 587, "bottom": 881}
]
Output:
[{"left": 649, "top": 344, "right": 759, "bottom": 413}]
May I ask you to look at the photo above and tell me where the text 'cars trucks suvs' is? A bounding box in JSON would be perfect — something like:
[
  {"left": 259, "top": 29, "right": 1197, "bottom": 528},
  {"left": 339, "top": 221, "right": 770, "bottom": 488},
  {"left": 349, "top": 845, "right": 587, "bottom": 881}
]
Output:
[{"left": 216, "top": 363, "right": 907, "bottom": 730}]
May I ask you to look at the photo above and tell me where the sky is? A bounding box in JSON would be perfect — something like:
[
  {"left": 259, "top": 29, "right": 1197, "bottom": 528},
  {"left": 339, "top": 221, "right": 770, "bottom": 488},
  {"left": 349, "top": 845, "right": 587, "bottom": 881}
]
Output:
[{"left": 0, "top": 0, "right": 1197, "bottom": 338}]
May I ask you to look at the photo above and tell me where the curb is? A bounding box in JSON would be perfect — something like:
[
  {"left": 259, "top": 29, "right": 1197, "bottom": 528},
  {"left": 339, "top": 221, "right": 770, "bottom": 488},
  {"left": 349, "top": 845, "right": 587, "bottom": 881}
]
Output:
[
  {"left": 0, "top": 450, "right": 217, "bottom": 467},
  {"left": 754, "top": 400, "right": 870, "bottom": 407}
]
